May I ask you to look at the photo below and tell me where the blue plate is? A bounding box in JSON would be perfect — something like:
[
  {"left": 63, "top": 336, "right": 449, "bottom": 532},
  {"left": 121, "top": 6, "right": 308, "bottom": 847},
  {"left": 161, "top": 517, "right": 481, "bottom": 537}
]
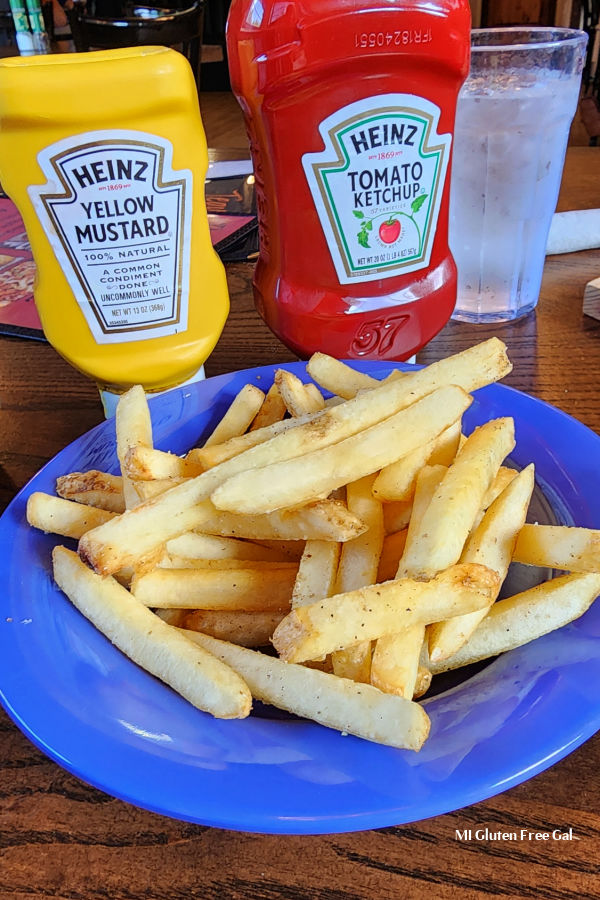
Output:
[{"left": 1, "top": 361, "right": 599, "bottom": 834}]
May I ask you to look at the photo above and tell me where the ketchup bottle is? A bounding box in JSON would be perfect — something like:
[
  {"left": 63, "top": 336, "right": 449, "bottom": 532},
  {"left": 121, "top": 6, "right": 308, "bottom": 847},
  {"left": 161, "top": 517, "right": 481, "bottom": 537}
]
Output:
[{"left": 227, "top": 0, "right": 470, "bottom": 360}]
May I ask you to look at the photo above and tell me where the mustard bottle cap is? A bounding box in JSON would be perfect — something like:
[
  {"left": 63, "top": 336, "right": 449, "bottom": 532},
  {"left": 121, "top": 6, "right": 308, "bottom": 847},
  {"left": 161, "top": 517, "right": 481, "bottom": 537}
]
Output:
[{"left": 99, "top": 365, "right": 206, "bottom": 418}]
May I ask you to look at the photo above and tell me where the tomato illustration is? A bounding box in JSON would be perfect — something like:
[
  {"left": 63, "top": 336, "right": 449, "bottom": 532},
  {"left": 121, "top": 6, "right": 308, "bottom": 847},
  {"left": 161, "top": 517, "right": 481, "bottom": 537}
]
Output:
[{"left": 379, "top": 217, "right": 401, "bottom": 244}]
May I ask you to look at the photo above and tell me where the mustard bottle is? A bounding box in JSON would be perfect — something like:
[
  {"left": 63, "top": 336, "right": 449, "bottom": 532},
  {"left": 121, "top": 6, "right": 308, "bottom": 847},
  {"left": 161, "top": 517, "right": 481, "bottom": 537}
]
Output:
[{"left": 0, "top": 47, "right": 229, "bottom": 412}]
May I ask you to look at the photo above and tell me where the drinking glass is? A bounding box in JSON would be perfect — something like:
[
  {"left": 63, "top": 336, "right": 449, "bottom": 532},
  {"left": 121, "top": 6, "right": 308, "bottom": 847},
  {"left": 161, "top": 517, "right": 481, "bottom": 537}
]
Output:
[{"left": 449, "top": 27, "right": 588, "bottom": 323}]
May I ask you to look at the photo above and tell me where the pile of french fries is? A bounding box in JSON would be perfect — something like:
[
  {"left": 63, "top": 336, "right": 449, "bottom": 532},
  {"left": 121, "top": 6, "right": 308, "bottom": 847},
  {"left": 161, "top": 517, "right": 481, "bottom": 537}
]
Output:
[{"left": 26, "top": 338, "right": 600, "bottom": 751}]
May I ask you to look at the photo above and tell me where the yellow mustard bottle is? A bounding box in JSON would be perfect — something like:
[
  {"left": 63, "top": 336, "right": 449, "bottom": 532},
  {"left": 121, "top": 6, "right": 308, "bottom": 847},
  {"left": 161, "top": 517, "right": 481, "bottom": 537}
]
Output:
[{"left": 0, "top": 47, "right": 229, "bottom": 411}]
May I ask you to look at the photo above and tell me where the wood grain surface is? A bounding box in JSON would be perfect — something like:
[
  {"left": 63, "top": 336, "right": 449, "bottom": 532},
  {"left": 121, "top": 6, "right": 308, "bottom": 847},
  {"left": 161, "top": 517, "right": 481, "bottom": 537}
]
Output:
[{"left": 0, "top": 147, "right": 599, "bottom": 899}]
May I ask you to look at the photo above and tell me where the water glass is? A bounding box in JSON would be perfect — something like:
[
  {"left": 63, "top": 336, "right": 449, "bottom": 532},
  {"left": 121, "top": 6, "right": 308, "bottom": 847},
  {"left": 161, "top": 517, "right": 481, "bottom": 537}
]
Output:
[{"left": 449, "top": 27, "right": 588, "bottom": 323}]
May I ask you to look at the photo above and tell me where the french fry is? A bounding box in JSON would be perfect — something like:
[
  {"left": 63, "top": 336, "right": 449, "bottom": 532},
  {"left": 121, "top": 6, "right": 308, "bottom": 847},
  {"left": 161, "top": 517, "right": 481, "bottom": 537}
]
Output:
[
  {"left": 370, "top": 625, "right": 424, "bottom": 698},
  {"left": 275, "top": 369, "right": 325, "bottom": 417},
  {"left": 373, "top": 444, "right": 432, "bottom": 504},
  {"left": 161, "top": 557, "right": 299, "bottom": 572},
  {"left": 132, "top": 477, "right": 188, "bottom": 502},
  {"left": 334, "top": 476, "right": 385, "bottom": 595},
  {"left": 306, "top": 382, "right": 327, "bottom": 409},
  {"left": 366, "top": 335, "right": 511, "bottom": 396},
  {"left": 395, "top": 464, "right": 448, "bottom": 578},
  {"left": 92, "top": 358, "right": 451, "bottom": 571},
  {"left": 292, "top": 540, "right": 341, "bottom": 608},
  {"left": 370, "top": 465, "right": 448, "bottom": 697},
  {"left": 211, "top": 385, "right": 472, "bottom": 515},
  {"left": 78, "top": 496, "right": 219, "bottom": 574},
  {"left": 427, "top": 421, "right": 463, "bottom": 467},
  {"left": 115, "top": 384, "right": 152, "bottom": 446},
  {"left": 78, "top": 344, "right": 509, "bottom": 575},
  {"left": 483, "top": 465, "right": 517, "bottom": 508},
  {"left": 132, "top": 565, "right": 296, "bottom": 611},
  {"left": 198, "top": 500, "right": 367, "bottom": 543},
  {"left": 288, "top": 530, "right": 351, "bottom": 674},
  {"left": 192, "top": 337, "right": 511, "bottom": 476},
  {"left": 382, "top": 499, "right": 413, "bottom": 534},
  {"left": 126, "top": 545, "right": 169, "bottom": 579},
  {"left": 52, "top": 546, "right": 251, "bottom": 719},
  {"left": 430, "top": 573, "right": 600, "bottom": 674},
  {"left": 180, "top": 629, "right": 431, "bottom": 750},
  {"left": 413, "top": 669, "right": 432, "bottom": 699},
  {"left": 302, "top": 657, "right": 335, "bottom": 672},
  {"left": 79, "top": 436, "right": 251, "bottom": 572},
  {"left": 272, "top": 563, "right": 500, "bottom": 663},
  {"left": 413, "top": 640, "right": 433, "bottom": 699},
  {"left": 56, "top": 471, "right": 125, "bottom": 513},
  {"left": 513, "top": 524, "right": 600, "bottom": 573},
  {"left": 472, "top": 465, "right": 518, "bottom": 530},
  {"left": 428, "top": 464, "right": 536, "bottom": 662},
  {"left": 191, "top": 337, "right": 511, "bottom": 474},
  {"left": 376, "top": 529, "right": 408, "bottom": 582},
  {"left": 182, "top": 609, "right": 285, "bottom": 647},
  {"left": 249, "top": 382, "right": 287, "bottom": 431},
  {"left": 124, "top": 446, "right": 203, "bottom": 481},
  {"left": 154, "top": 608, "right": 187, "bottom": 627},
  {"left": 27, "top": 492, "right": 117, "bottom": 539},
  {"left": 187, "top": 414, "right": 312, "bottom": 470},
  {"left": 203, "top": 383, "right": 266, "bottom": 447},
  {"left": 324, "top": 395, "right": 346, "bottom": 408},
  {"left": 306, "top": 352, "right": 382, "bottom": 399},
  {"left": 395, "top": 418, "right": 516, "bottom": 579},
  {"left": 332, "top": 474, "right": 384, "bottom": 682},
  {"left": 166, "top": 531, "right": 292, "bottom": 562},
  {"left": 249, "top": 539, "right": 306, "bottom": 561},
  {"left": 79, "top": 478, "right": 362, "bottom": 575},
  {"left": 115, "top": 384, "right": 153, "bottom": 510},
  {"left": 372, "top": 422, "right": 461, "bottom": 502},
  {"left": 372, "top": 441, "right": 515, "bottom": 695}
]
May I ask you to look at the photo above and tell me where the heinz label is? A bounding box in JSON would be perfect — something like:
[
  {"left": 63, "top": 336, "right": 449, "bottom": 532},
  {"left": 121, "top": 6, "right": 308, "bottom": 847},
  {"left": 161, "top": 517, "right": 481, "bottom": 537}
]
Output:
[
  {"left": 303, "top": 95, "right": 451, "bottom": 284},
  {"left": 29, "top": 130, "right": 192, "bottom": 343}
]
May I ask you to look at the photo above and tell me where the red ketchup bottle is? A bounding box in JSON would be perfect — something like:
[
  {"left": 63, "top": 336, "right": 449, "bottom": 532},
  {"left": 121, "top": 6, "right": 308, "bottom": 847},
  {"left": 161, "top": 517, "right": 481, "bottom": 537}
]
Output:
[{"left": 227, "top": 0, "right": 471, "bottom": 360}]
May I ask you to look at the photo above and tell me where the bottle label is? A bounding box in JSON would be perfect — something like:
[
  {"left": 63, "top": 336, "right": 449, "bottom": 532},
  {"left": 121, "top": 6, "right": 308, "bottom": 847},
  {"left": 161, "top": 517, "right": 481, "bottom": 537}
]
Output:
[
  {"left": 29, "top": 130, "right": 192, "bottom": 344},
  {"left": 303, "top": 94, "right": 451, "bottom": 285}
]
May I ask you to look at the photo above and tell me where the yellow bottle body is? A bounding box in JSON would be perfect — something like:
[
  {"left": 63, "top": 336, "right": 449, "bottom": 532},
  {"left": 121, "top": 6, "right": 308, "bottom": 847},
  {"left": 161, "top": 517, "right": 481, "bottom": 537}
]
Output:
[{"left": 0, "top": 47, "right": 229, "bottom": 393}]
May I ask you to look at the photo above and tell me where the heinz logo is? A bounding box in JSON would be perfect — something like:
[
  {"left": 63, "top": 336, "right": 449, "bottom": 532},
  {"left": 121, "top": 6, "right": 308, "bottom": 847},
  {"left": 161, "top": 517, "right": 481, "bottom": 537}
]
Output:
[
  {"left": 349, "top": 122, "right": 418, "bottom": 155},
  {"left": 69, "top": 156, "right": 149, "bottom": 188}
]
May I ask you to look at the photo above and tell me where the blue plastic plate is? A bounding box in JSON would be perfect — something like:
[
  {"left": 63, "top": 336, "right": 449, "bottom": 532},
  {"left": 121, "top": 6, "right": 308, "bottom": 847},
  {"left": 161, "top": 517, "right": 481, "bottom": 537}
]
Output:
[{"left": 1, "top": 361, "right": 599, "bottom": 834}]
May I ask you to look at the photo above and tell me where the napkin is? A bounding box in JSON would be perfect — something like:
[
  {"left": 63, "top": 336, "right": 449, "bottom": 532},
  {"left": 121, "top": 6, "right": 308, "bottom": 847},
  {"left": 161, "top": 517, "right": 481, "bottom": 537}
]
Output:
[{"left": 546, "top": 209, "right": 600, "bottom": 255}]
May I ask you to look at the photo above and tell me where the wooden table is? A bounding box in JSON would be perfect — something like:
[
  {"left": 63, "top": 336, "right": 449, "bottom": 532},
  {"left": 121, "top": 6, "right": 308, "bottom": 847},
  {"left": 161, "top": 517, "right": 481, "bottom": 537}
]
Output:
[{"left": 1, "top": 146, "right": 600, "bottom": 899}]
